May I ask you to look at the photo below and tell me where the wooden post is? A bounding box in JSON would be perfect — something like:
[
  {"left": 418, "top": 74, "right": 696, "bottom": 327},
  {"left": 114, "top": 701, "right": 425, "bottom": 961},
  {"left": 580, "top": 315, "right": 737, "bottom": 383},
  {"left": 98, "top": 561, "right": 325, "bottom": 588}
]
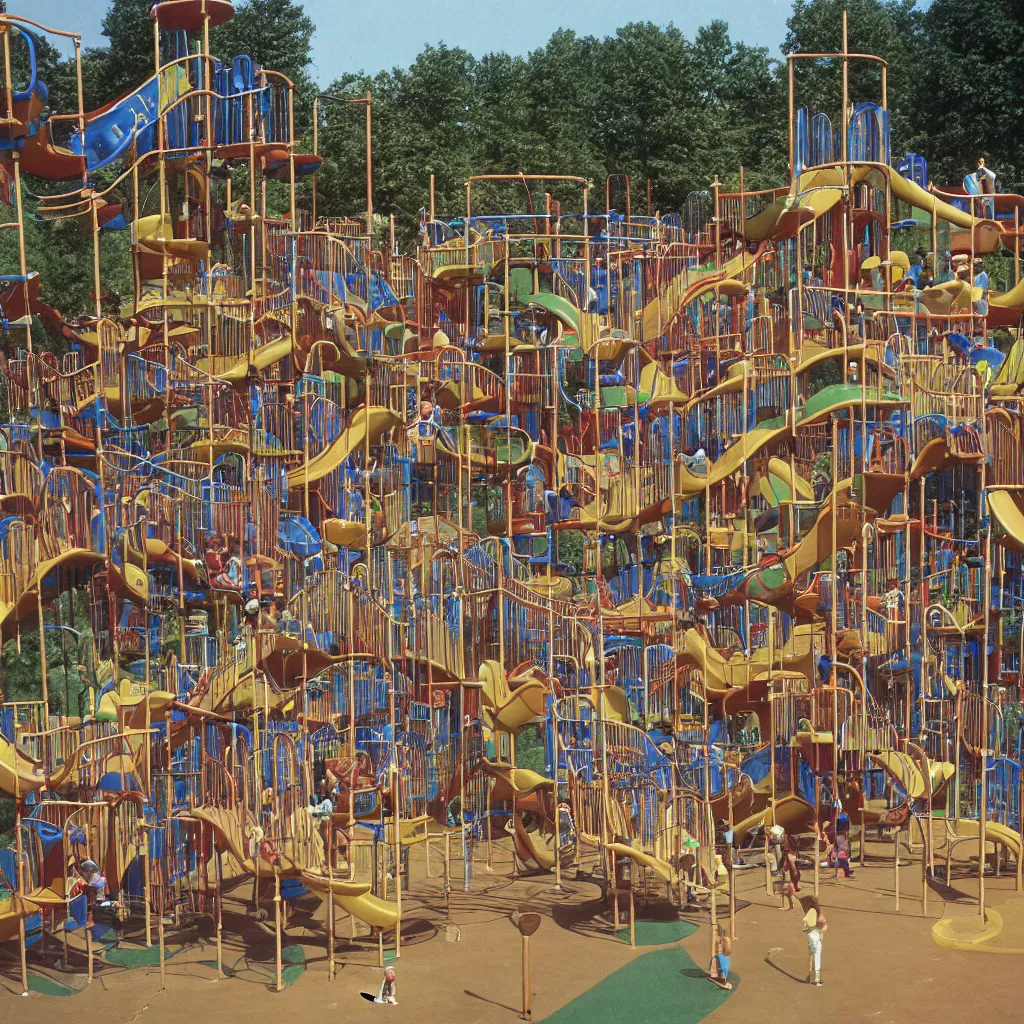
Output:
[
  {"left": 328, "top": 829, "right": 336, "bottom": 981},
  {"left": 522, "top": 933, "right": 531, "bottom": 1020},
  {"left": 158, "top": 880, "right": 166, "bottom": 991},
  {"left": 893, "top": 828, "right": 900, "bottom": 912},
  {"left": 728, "top": 864, "right": 736, "bottom": 942},
  {"left": 813, "top": 774, "right": 821, "bottom": 897},
  {"left": 215, "top": 849, "right": 224, "bottom": 979},
  {"left": 516, "top": 913, "right": 541, "bottom": 1021},
  {"left": 444, "top": 832, "right": 451, "bottom": 918},
  {"left": 274, "top": 867, "right": 283, "bottom": 992},
  {"left": 628, "top": 884, "right": 636, "bottom": 948}
]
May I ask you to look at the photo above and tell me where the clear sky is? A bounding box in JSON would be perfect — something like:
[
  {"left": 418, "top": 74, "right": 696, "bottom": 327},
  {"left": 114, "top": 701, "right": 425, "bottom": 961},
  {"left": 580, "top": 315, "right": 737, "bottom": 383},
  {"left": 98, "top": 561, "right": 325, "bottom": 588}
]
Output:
[{"left": 30, "top": 0, "right": 793, "bottom": 77}]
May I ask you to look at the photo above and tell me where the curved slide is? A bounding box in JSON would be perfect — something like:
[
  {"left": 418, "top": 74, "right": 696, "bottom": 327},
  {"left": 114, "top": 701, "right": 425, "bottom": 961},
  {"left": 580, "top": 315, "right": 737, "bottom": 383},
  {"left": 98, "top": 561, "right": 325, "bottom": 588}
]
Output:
[
  {"left": 512, "top": 811, "right": 573, "bottom": 871},
  {"left": 22, "top": 63, "right": 194, "bottom": 181},
  {"left": 479, "top": 660, "right": 547, "bottom": 733},
  {"left": 733, "top": 793, "right": 816, "bottom": 844},
  {"left": 988, "top": 490, "right": 1024, "bottom": 554},
  {"left": 480, "top": 759, "right": 553, "bottom": 803},
  {"left": 0, "top": 734, "right": 44, "bottom": 798},
  {"left": 301, "top": 871, "right": 400, "bottom": 930},
  {"left": 287, "top": 406, "right": 400, "bottom": 489},
  {"left": 676, "top": 422, "right": 792, "bottom": 498},
  {"left": 640, "top": 244, "right": 765, "bottom": 342},
  {"left": 948, "top": 818, "right": 1023, "bottom": 860},
  {"left": 869, "top": 750, "right": 955, "bottom": 800}
]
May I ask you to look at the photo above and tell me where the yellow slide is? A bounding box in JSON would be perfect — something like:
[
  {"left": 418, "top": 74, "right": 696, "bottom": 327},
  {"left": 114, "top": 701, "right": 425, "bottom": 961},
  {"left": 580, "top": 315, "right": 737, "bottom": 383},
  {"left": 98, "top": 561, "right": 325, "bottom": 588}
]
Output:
[
  {"left": 874, "top": 166, "right": 979, "bottom": 231},
  {"left": 988, "top": 490, "right": 1024, "bottom": 554},
  {"left": 512, "top": 812, "right": 564, "bottom": 871},
  {"left": 210, "top": 337, "right": 294, "bottom": 382},
  {"left": 0, "top": 892, "right": 39, "bottom": 944},
  {"left": 192, "top": 806, "right": 260, "bottom": 874},
  {"left": 949, "top": 819, "right": 1023, "bottom": 860},
  {"left": 676, "top": 423, "right": 792, "bottom": 497},
  {"left": 746, "top": 167, "right": 846, "bottom": 242},
  {"left": 0, "top": 734, "right": 45, "bottom": 798},
  {"left": 287, "top": 406, "right": 400, "bottom": 489},
  {"left": 96, "top": 681, "right": 175, "bottom": 727},
  {"left": 782, "top": 500, "right": 863, "bottom": 581},
  {"left": 134, "top": 213, "right": 210, "bottom": 262},
  {"left": 606, "top": 841, "right": 677, "bottom": 886},
  {"left": 480, "top": 759, "right": 553, "bottom": 802},
  {"left": 479, "top": 660, "right": 547, "bottom": 733},
  {"left": 301, "top": 871, "right": 400, "bottom": 930},
  {"left": 869, "top": 751, "right": 954, "bottom": 800},
  {"left": 990, "top": 335, "right": 1024, "bottom": 396},
  {"left": 677, "top": 623, "right": 820, "bottom": 699},
  {"left": 756, "top": 456, "right": 814, "bottom": 506},
  {"left": 733, "top": 793, "right": 816, "bottom": 843},
  {"left": 0, "top": 723, "right": 150, "bottom": 799},
  {"left": 640, "top": 247, "right": 762, "bottom": 341},
  {"left": 640, "top": 352, "right": 689, "bottom": 409}
]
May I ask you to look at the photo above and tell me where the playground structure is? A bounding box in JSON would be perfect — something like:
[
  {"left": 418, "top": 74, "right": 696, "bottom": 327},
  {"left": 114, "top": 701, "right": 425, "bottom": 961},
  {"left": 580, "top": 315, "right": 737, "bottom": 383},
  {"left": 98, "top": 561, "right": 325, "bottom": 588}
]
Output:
[{"left": 1, "top": 2, "right": 1024, "bottom": 998}]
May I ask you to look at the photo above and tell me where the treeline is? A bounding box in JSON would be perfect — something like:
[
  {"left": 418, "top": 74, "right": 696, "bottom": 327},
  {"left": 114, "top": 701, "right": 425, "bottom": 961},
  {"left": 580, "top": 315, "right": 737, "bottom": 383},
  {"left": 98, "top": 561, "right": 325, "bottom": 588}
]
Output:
[{"left": 11, "top": 0, "right": 1024, "bottom": 306}]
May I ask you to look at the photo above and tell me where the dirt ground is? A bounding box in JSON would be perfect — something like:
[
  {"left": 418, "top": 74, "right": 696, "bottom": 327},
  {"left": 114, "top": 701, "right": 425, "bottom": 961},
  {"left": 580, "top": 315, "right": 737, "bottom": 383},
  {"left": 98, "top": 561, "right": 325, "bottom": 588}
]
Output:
[{"left": 1, "top": 832, "right": 1020, "bottom": 1023}]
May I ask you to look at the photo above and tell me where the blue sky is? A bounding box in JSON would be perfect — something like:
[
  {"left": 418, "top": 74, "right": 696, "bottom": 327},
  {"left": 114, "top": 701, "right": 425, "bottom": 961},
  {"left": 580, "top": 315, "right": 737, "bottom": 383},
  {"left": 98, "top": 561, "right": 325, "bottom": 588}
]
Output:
[{"left": 31, "top": 0, "right": 793, "bottom": 76}]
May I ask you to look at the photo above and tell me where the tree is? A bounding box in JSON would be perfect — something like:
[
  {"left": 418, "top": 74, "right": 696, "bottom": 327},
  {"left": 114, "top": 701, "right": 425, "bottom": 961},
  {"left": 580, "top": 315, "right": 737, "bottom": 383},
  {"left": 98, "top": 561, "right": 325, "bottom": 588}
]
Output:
[
  {"left": 86, "top": 0, "right": 155, "bottom": 107},
  {"left": 916, "top": 0, "right": 1024, "bottom": 189},
  {"left": 213, "top": 0, "right": 317, "bottom": 125},
  {"left": 784, "top": 0, "right": 925, "bottom": 162}
]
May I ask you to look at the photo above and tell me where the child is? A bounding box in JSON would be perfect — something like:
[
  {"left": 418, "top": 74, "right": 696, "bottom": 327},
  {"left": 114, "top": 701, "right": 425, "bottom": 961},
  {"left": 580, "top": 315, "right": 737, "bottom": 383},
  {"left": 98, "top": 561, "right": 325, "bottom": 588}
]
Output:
[
  {"left": 375, "top": 965, "right": 398, "bottom": 1004},
  {"left": 767, "top": 825, "right": 786, "bottom": 908},
  {"left": 708, "top": 931, "right": 733, "bottom": 990},
  {"left": 73, "top": 858, "right": 108, "bottom": 927},
  {"left": 780, "top": 830, "right": 801, "bottom": 896},
  {"left": 800, "top": 895, "right": 827, "bottom": 986},
  {"left": 834, "top": 823, "right": 854, "bottom": 878}
]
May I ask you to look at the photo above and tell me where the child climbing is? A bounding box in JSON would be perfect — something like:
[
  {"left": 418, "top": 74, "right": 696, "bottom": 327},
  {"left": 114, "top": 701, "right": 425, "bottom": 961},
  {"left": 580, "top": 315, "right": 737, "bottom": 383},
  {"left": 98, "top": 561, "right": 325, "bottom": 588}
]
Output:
[
  {"left": 799, "top": 895, "right": 827, "bottom": 986},
  {"left": 375, "top": 965, "right": 398, "bottom": 1004},
  {"left": 73, "top": 858, "right": 108, "bottom": 927},
  {"left": 707, "top": 929, "right": 733, "bottom": 990},
  {"left": 769, "top": 824, "right": 800, "bottom": 909}
]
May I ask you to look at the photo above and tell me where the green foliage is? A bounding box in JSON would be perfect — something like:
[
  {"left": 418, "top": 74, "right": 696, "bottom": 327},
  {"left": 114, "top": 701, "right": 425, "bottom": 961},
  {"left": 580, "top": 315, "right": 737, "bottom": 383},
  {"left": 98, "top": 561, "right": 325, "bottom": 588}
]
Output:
[
  {"left": 513, "top": 724, "right": 548, "bottom": 775},
  {"left": 212, "top": 0, "right": 317, "bottom": 124},
  {"left": 784, "top": 0, "right": 925, "bottom": 157},
  {"left": 315, "top": 22, "right": 786, "bottom": 229},
  {"left": 917, "top": 0, "right": 1024, "bottom": 190},
  {"left": 86, "top": 0, "right": 156, "bottom": 108},
  {"left": 806, "top": 357, "right": 842, "bottom": 397}
]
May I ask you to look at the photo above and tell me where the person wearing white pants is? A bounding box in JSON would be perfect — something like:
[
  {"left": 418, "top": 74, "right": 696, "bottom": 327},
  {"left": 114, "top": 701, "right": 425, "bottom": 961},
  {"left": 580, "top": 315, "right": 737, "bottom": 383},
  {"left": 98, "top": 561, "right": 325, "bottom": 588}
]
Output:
[{"left": 800, "top": 896, "right": 827, "bottom": 986}]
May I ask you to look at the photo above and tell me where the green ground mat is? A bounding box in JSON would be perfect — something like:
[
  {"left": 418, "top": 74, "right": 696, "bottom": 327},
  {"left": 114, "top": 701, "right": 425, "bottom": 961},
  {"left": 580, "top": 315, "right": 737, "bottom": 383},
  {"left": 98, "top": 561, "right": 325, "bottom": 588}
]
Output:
[
  {"left": 103, "top": 942, "right": 182, "bottom": 968},
  {"left": 281, "top": 944, "right": 306, "bottom": 987},
  {"left": 27, "top": 971, "right": 87, "bottom": 997},
  {"left": 197, "top": 943, "right": 306, "bottom": 989},
  {"left": 541, "top": 947, "right": 738, "bottom": 1024},
  {"left": 614, "top": 919, "right": 699, "bottom": 946}
]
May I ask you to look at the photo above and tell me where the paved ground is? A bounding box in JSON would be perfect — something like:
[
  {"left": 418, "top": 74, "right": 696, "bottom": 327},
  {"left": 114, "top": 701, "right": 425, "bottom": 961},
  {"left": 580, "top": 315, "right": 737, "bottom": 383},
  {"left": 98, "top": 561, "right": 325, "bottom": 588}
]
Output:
[{"left": 0, "top": 833, "right": 1020, "bottom": 1022}]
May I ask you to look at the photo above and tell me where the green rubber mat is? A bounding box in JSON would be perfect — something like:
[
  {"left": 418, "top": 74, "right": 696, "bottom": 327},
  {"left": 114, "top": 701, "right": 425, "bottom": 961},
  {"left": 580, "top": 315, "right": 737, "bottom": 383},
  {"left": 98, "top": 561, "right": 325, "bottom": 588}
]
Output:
[
  {"left": 28, "top": 971, "right": 87, "bottom": 997},
  {"left": 614, "top": 919, "right": 699, "bottom": 946},
  {"left": 541, "top": 947, "right": 738, "bottom": 1024},
  {"left": 197, "top": 943, "right": 306, "bottom": 989},
  {"left": 103, "top": 942, "right": 185, "bottom": 968}
]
